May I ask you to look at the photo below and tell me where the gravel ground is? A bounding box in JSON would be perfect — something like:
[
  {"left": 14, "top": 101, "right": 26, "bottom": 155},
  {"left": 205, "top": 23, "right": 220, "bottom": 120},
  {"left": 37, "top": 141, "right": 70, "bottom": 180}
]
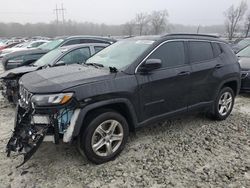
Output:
[{"left": 0, "top": 79, "right": 249, "bottom": 187}]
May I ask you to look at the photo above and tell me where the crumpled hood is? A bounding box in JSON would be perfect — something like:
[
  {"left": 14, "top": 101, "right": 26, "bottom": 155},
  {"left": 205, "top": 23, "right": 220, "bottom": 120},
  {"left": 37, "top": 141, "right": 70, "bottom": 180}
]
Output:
[
  {"left": 0, "top": 66, "right": 38, "bottom": 79},
  {"left": 21, "top": 64, "right": 114, "bottom": 94},
  {"left": 239, "top": 57, "right": 250, "bottom": 71}
]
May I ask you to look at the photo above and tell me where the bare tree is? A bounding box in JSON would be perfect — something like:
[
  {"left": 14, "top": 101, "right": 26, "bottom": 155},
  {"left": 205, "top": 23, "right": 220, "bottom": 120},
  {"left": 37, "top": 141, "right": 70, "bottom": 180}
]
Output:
[
  {"left": 150, "top": 10, "right": 168, "bottom": 35},
  {"left": 224, "top": 1, "right": 248, "bottom": 40},
  {"left": 123, "top": 21, "right": 135, "bottom": 36},
  {"left": 245, "top": 13, "right": 250, "bottom": 37},
  {"left": 135, "top": 13, "right": 149, "bottom": 35}
]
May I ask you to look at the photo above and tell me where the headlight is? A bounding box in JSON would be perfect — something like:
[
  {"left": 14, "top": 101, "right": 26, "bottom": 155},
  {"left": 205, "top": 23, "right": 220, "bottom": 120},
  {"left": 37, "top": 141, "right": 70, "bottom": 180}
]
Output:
[
  {"left": 31, "top": 93, "right": 73, "bottom": 106},
  {"left": 8, "top": 59, "right": 24, "bottom": 64},
  {"left": 8, "top": 56, "right": 24, "bottom": 64}
]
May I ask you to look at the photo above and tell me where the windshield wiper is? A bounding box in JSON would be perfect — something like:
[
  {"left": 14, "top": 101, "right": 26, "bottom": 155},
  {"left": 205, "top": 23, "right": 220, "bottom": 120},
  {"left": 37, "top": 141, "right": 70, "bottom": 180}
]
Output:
[
  {"left": 86, "top": 62, "right": 104, "bottom": 68},
  {"left": 109, "top": 67, "right": 118, "bottom": 73}
]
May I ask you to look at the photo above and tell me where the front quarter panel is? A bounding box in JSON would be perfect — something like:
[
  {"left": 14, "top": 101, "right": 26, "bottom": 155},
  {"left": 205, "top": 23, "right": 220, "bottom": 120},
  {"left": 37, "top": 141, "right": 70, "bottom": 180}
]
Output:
[
  {"left": 63, "top": 72, "right": 140, "bottom": 132},
  {"left": 65, "top": 72, "right": 139, "bottom": 110}
]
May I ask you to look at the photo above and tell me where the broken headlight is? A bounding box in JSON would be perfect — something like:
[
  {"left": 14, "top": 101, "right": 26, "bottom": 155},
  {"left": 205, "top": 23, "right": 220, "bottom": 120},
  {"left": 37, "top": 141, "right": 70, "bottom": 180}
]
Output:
[{"left": 31, "top": 93, "right": 73, "bottom": 106}]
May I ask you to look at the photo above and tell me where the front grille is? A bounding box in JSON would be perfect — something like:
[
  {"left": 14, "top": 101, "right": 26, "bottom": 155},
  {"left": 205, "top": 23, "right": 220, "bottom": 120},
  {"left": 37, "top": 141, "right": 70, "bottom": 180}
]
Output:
[{"left": 19, "top": 84, "right": 33, "bottom": 107}]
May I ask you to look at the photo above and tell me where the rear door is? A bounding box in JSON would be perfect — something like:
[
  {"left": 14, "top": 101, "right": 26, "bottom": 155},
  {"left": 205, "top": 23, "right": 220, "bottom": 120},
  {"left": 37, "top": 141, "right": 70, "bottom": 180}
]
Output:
[
  {"left": 136, "top": 41, "right": 192, "bottom": 121},
  {"left": 188, "top": 41, "right": 223, "bottom": 108}
]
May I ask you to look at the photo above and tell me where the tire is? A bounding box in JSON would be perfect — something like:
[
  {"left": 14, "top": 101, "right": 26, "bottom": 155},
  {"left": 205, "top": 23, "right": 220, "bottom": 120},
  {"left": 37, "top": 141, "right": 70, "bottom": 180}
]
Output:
[
  {"left": 210, "top": 87, "right": 235, "bottom": 121},
  {"left": 77, "top": 110, "right": 129, "bottom": 164}
]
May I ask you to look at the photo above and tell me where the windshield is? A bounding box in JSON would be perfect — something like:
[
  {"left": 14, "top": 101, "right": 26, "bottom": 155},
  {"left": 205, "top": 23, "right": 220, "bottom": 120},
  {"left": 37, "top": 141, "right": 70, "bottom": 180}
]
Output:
[
  {"left": 237, "top": 45, "right": 250, "bottom": 57},
  {"left": 33, "top": 48, "right": 64, "bottom": 67},
  {"left": 39, "top": 39, "right": 63, "bottom": 51},
  {"left": 85, "top": 40, "right": 154, "bottom": 69},
  {"left": 237, "top": 39, "right": 250, "bottom": 50}
]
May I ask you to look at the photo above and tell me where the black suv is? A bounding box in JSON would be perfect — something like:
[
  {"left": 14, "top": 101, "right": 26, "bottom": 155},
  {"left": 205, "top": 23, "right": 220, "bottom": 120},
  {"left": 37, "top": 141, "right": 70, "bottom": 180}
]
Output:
[{"left": 6, "top": 34, "right": 241, "bottom": 166}]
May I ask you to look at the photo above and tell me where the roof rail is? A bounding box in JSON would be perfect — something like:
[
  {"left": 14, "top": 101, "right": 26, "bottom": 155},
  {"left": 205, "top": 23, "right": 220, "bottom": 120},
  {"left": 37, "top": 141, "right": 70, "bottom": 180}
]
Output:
[{"left": 163, "top": 33, "right": 219, "bottom": 38}]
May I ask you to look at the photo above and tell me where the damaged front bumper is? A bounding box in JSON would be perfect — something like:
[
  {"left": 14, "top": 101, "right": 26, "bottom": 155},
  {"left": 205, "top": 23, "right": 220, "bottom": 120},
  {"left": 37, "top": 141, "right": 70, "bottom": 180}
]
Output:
[{"left": 6, "top": 101, "right": 80, "bottom": 167}]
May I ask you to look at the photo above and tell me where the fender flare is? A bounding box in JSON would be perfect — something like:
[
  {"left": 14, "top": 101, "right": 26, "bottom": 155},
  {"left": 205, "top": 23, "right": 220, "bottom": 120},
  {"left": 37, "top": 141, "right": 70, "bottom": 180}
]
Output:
[
  {"left": 211, "top": 77, "right": 240, "bottom": 112},
  {"left": 216, "top": 77, "right": 240, "bottom": 97},
  {"left": 72, "top": 98, "right": 138, "bottom": 137}
]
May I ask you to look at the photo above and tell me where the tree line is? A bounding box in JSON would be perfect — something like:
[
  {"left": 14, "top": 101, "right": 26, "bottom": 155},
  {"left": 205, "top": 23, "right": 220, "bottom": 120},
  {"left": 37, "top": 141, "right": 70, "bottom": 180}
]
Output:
[
  {"left": 0, "top": 8, "right": 243, "bottom": 39},
  {"left": 224, "top": 0, "right": 250, "bottom": 40}
]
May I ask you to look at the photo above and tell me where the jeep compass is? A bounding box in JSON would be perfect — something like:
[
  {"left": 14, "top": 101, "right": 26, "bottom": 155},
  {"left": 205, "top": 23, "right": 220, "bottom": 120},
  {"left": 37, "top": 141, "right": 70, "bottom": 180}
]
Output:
[{"left": 6, "top": 34, "right": 241, "bottom": 166}]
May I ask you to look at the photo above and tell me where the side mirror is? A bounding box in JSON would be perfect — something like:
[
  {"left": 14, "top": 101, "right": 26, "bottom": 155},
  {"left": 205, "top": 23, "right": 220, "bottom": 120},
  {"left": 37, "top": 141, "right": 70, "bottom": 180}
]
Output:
[{"left": 138, "top": 59, "right": 162, "bottom": 72}]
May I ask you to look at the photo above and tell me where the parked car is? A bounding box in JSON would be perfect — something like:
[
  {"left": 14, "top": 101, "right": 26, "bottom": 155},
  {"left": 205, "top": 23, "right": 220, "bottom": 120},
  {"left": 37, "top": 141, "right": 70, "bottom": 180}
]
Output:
[
  {"left": 232, "top": 38, "right": 250, "bottom": 53},
  {"left": 6, "top": 34, "right": 241, "bottom": 166},
  {"left": 0, "top": 36, "right": 116, "bottom": 71},
  {"left": 0, "top": 40, "right": 50, "bottom": 56},
  {"left": 0, "top": 42, "right": 22, "bottom": 52},
  {"left": 237, "top": 45, "right": 250, "bottom": 92},
  {"left": 0, "top": 43, "right": 109, "bottom": 103}
]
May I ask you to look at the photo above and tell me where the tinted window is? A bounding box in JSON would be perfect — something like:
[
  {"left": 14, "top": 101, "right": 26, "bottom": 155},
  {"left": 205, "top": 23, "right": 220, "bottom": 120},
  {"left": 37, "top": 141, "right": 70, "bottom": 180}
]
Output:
[
  {"left": 80, "top": 39, "right": 110, "bottom": 44},
  {"left": 94, "top": 46, "right": 105, "bottom": 53},
  {"left": 212, "top": 43, "right": 223, "bottom": 57},
  {"left": 63, "top": 39, "right": 80, "bottom": 46},
  {"left": 189, "top": 41, "right": 214, "bottom": 63},
  {"left": 148, "top": 41, "right": 185, "bottom": 68},
  {"left": 59, "top": 47, "right": 91, "bottom": 64}
]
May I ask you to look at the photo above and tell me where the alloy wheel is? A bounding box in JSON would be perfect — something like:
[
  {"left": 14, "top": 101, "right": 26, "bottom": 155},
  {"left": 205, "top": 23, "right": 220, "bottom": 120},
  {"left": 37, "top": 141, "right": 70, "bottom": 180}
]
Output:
[
  {"left": 218, "top": 91, "right": 233, "bottom": 116},
  {"left": 91, "top": 120, "right": 124, "bottom": 157}
]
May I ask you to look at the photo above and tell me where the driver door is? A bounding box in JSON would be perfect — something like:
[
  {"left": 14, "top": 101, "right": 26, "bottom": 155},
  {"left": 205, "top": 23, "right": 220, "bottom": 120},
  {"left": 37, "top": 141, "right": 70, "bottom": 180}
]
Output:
[{"left": 136, "top": 41, "right": 191, "bottom": 122}]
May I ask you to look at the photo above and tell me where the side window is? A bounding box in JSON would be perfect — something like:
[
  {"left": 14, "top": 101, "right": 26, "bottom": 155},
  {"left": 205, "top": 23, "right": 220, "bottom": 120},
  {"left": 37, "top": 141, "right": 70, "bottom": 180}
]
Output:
[
  {"left": 62, "top": 39, "right": 80, "bottom": 46},
  {"left": 189, "top": 41, "right": 214, "bottom": 63},
  {"left": 59, "top": 47, "right": 91, "bottom": 65},
  {"left": 80, "top": 39, "right": 109, "bottom": 44},
  {"left": 212, "top": 43, "right": 223, "bottom": 57},
  {"left": 94, "top": 46, "right": 105, "bottom": 53},
  {"left": 148, "top": 41, "right": 186, "bottom": 68}
]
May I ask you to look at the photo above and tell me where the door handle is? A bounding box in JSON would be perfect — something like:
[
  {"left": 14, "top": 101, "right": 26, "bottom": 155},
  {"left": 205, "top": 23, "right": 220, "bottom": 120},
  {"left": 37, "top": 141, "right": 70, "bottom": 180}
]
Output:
[
  {"left": 215, "top": 64, "right": 223, "bottom": 69},
  {"left": 177, "top": 71, "right": 190, "bottom": 76}
]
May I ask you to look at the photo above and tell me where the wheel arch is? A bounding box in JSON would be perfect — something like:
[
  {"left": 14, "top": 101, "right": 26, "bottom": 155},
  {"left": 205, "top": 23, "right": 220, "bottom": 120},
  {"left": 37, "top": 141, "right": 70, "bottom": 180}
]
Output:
[{"left": 72, "top": 98, "right": 138, "bottom": 137}]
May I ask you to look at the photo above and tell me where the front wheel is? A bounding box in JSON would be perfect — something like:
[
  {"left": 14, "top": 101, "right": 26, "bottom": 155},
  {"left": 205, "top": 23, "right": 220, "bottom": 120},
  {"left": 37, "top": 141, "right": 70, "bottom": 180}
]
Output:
[
  {"left": 210, "top": 87, "right": 235, "bottom": 121},
  {"left": 77, "top": 110, "right": 129, "bottom": 164}
]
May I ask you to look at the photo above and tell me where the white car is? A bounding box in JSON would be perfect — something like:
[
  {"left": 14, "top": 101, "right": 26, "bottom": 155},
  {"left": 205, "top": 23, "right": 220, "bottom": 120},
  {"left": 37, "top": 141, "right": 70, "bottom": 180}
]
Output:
[{"left": 0, "top": 40, "right": 49, "bottom": 56}]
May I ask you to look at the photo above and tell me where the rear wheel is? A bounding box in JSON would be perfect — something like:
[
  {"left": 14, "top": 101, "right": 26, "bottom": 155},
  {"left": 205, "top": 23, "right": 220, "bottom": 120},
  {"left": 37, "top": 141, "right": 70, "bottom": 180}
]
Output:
[
  {"left": 77, "top": 110, "right": 129, "bottom": 164},
  {"left": 210, "top": 87, "right": 235, "bottom": 120}
]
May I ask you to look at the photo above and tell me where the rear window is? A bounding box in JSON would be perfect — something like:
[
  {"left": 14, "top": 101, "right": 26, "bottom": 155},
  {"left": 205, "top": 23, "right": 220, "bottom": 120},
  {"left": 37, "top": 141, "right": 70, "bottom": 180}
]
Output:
[
  {"left": 63, "top": 39, "right": 80, "bottom": 46},
  {"left": 189, "top": 41, "right": 214, "bottom": 63},
  {"left": 212, "top": 43, "right": 223, "bottom": 57}
]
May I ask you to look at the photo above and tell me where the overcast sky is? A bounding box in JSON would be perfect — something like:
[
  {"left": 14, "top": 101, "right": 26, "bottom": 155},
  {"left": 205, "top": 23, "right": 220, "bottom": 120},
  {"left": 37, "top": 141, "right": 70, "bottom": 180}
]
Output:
[{"left": 0, "top": 0, "right": 249, "bottom": 25}]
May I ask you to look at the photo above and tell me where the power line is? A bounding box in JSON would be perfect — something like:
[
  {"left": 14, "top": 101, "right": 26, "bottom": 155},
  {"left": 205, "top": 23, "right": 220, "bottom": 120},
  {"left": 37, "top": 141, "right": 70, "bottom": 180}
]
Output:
[
  {"left": 53, "top": 3, "right": 66, "bottom": 24},
  {"left": 61, "top": 3, "right": 66, "bottom": 24},
  {"left": 54, "top": 5, "right": 59, "bottom": 24}
]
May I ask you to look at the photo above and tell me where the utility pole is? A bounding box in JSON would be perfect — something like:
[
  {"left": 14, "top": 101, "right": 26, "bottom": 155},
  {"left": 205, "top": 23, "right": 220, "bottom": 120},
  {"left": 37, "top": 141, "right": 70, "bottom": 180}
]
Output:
[
  {"left": 197, "top": 25, "right": 200, "bottom": 34},
  {"left": 60, "top": 3, "right": 66, "bottom": 24},
  {"left": 53, "top": 4, "right": 66, "bottom": 24},
  {"left": 54, "top": 4, "right": 59, "bottom": 24}
]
